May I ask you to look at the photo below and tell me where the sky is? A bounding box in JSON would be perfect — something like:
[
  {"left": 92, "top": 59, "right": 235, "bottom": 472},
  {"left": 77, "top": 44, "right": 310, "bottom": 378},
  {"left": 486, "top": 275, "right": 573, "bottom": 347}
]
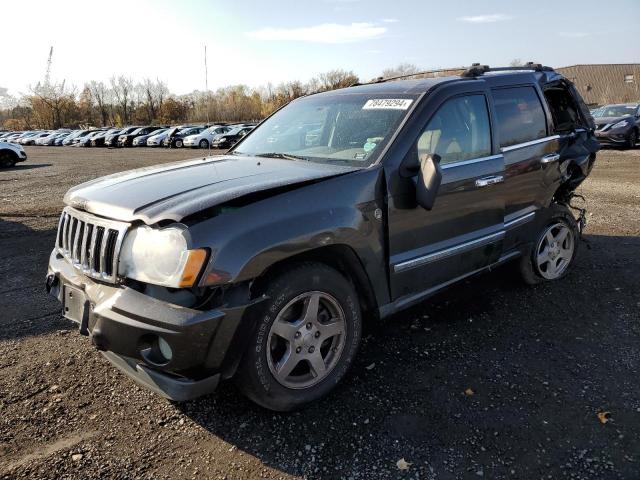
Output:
[{"left": 0, "top": 0, "right": 638, "bottom": 97}]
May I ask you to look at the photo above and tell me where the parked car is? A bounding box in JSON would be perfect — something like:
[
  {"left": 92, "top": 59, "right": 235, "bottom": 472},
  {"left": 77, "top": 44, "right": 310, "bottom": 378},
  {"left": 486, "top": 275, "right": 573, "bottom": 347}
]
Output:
[
  {"left": 183, "top": 125, "right": 231, "bottom": 148},
  {"left": 592, "top": 103, "right": 639, "bottom": 148},
  {"left": 91, "top": 129, "right": 121, "bottom": 147},
  {"left": 20, "top": 132, "right": 52, "bottom": 145},
  {"left": 104, "top": 127, "right": 139, "bottom": 147},
  {"left": 118, "top": 126, "right": 166, "bottom": 147},
  {"left": 36, "top": 131, "right": 71, "bottom": 146},
  {"left": 163, "top": 126, "right": 206, "bottom": 148},
  {"left": 132, "top": 128, "right": 168, "bottom": 147},
  {"left": 146, "top": 127, "right": 177, "bottom": 147},
  {"left": 46, "top": 64, "right": 599, "bottom": 411},
  {"left": 63, "top": 130, "right": 92, "bottom": 146},
  {"left": 0, "top": 141, "right": 27, "bottom": 168},
  {"left": 211, "top": 126, "right": 254, "bottom": 149},
  {"left": 77, "top": 130, "right": 108, "bottom": 147},
  {"left": 54, "top": 133, "right": 72, "bottom": 146}
]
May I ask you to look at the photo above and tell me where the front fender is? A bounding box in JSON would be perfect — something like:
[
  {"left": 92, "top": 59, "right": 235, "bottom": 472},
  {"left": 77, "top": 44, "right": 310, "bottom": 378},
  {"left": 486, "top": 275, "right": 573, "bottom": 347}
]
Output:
[{"left": 188, "top": 166, "right": 388, "bottom": 302}]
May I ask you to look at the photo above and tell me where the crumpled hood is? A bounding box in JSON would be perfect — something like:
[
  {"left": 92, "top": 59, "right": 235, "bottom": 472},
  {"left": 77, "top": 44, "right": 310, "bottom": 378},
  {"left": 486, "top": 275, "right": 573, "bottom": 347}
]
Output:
[{"left": 64, "top": 155, "right": 358, "bottom": 224}]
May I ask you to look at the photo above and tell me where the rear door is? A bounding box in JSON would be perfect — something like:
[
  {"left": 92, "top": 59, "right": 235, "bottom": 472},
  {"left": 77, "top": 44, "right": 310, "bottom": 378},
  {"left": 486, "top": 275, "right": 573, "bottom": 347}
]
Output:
[
  {"left": 491, "top": 85, "right": 560, "bottom": 251},
  {"left": 388, "top": 83, "right": 505, "bottom": 301}
]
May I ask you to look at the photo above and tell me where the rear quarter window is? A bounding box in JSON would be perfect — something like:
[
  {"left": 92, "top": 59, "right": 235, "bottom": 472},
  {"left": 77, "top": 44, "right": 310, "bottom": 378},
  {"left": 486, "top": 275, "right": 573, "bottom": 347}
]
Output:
[{"left": 492, "top": 87, "right": 547, "bottom": 148}]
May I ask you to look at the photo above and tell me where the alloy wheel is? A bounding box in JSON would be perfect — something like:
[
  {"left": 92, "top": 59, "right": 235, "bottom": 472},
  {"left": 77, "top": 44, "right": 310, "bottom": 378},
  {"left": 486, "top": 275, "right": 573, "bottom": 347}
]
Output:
[
  {"left": 535, "top": 222, "right": 575, "bottom": 279},
  {"left": 266, "top": 291, "right": 346, "bottom": 389}
]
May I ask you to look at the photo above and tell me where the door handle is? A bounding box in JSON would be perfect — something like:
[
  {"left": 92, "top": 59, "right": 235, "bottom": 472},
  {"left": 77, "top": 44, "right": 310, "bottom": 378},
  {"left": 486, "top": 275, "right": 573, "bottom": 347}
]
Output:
[
  {"left": 475, "top": 175, "right": 504, "bottom": 188},
  {"left": 541, "top": 153, "right": 560, "bottom": 164}
]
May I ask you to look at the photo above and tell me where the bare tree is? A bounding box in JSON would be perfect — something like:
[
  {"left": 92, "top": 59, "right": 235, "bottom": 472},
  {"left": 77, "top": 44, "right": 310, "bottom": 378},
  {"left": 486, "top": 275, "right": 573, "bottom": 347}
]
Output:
[
  {"left": 142, "top": 78, "right": 169, "bottom": 123},
  {"left": 509, "top": 58, "right": 524, "bottom": 67},
  {"left": 29, "top": 79, "right": 77, "bottom": 129},
  {"left": 110, "top": 76, "right": 134, "bottom": 125},
  {"left": 87, "top": 81, "right": 110, "bottom": 126},
  {"left": 381, "top": 63, "right": 421, "bottom": 79},
  {"left": 308, "top": 69, "right": 359, "bottom": 92}
]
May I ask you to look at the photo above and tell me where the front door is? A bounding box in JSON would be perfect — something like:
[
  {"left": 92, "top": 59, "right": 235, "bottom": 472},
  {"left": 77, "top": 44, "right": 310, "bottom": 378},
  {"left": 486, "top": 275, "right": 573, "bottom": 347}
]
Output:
[{"left": 387, "top": 88, "right": 505, "bottom": 303}]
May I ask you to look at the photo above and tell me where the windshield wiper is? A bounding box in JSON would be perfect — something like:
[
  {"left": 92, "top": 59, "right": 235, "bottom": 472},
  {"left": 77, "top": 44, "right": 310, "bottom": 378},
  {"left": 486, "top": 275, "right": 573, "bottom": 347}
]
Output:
[{"left": 253, "top": 152, "right": 308, "bottom": 161}]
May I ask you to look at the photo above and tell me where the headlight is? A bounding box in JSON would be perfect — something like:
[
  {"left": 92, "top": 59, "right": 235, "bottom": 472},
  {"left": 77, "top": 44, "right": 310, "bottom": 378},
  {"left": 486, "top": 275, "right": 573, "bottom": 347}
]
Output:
[
  {"left": 118, "top": 225, "right": 207, "bottom": 288},
  {"left": 611, "top": 120, "right": 630, "bottom": 129}
]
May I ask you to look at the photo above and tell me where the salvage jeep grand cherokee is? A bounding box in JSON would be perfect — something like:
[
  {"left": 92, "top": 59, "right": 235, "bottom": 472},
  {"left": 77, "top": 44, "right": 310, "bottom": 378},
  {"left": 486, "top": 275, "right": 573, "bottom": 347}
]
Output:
[{"left": 47, "top": 64, "right": 599, "bottom": 411}]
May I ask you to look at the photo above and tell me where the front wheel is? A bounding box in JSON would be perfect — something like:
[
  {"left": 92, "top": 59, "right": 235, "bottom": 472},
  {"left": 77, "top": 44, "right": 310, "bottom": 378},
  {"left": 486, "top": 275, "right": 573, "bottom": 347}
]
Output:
[
  {"left": 174, "top": 139, "right": 183, "bottom": 148},
  {"left": 235, "top": 263, "right": 362, "bottom": 411},
  {"left": 519, "top": 204, "right": 579, "bottom": 285},
  {"left": 626, "top": 129, "right": 637, "bottom": 149},
  {"left": 0, "top": 152, "right": 17, "bottom": 168}
]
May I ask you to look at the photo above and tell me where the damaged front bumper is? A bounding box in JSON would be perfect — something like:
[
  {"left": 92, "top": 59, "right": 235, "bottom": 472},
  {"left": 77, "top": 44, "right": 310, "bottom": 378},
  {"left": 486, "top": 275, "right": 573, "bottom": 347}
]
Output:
[
  {"left": 594, "top": 130, "right": 630, "bottom": 146},
  {"left": 46, "top": 250, "right": 263, "bottom": 401}
]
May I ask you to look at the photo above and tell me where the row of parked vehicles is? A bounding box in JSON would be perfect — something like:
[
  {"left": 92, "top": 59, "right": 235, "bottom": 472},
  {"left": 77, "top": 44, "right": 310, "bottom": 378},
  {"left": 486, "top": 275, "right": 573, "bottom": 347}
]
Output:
[{"left": 0, "top": 123, "right": 257, "bottom": 150}]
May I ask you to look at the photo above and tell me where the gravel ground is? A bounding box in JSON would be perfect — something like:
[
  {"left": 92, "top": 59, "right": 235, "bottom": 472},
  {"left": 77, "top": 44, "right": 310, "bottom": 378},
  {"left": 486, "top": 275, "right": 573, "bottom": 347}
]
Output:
[{"left": 0, "top": 146, "right": 638, "bottom": 479}]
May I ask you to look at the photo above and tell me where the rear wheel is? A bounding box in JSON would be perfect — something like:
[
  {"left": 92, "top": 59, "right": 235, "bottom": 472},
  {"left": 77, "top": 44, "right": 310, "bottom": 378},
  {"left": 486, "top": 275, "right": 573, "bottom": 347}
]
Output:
[
  {"left": 235, "top": 263, "right": 362, "bottom": 411},
  {"left": 519, "top": 203, "right": 578, "bottom": 285},
  {"left": 199, "top": 139, "right": 209, "bottom": 149},
  {"left": 174, "top": 139, "right": 183, "bottom": 148},
  {"left": 0, "top": 151, "right": 17, "bottom": 168}
]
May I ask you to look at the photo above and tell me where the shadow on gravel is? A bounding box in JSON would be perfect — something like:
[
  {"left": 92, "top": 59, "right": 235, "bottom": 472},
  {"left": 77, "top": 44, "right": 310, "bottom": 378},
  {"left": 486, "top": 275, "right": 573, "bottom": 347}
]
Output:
[
  {"left": 177, "top": 233, "right": 640, "bottom": 478},
  {"left": 0, "top": 218, "right": 68, "bottom": 341},
  {"left": 0, "top": 163, "right": 52, "bottom": 171}
]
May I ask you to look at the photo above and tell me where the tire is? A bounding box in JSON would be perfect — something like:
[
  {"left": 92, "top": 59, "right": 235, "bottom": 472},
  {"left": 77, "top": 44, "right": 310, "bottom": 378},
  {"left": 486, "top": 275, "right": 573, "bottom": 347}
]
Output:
[
  {"left": 235, "top": 262, "right": 362, "bottom": 411},
  {"left": 175, "top": 139, "right": 183, "bottom": 148},
  {"left": 518, "top": 203, "right": 579, "bottom": 285},
  {"left": 199, "top": 139, "right": 209, "bottom": 149},
  {"left": 0, "top": 151, "right": 17, "bottom": 168},
  {"left": 626, "top": 129, "right": 637, "bottom": 149}
]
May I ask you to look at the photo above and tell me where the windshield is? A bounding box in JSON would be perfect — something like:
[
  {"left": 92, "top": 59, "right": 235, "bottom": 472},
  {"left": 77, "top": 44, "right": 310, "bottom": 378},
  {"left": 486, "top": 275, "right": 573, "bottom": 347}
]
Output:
[
  {"left": 234, "top": 93, "right": 417, "bottom": 166},
  {"left": 593, "top": 105, "right": 637, "bottom": 118}
]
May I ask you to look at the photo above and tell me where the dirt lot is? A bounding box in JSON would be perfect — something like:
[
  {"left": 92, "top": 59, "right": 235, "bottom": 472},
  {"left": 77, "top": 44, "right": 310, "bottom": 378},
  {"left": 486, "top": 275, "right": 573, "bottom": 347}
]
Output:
[{"left": 1, "top": 146, "right": 638, "bottom": 479}]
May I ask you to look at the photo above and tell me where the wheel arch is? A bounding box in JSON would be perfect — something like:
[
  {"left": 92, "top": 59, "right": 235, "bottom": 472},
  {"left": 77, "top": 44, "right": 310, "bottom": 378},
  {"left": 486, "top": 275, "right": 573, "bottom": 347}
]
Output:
[
  {"left": 0, "top": 148, "right": 18, "bottom": 159},
  {"left": 249, "top": 244, "right": 380, "bottom": 322}
]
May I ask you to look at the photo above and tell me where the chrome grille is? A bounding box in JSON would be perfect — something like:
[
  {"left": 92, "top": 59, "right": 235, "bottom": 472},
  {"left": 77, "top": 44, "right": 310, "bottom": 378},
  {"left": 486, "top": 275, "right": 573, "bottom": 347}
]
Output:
[{"left": 56, "top": 207, "right": 130, "bottom": 283}]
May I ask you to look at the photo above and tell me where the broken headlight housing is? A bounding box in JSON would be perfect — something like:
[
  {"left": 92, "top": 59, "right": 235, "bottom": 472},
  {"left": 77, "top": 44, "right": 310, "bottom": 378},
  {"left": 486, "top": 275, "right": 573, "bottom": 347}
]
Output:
[{"left": 118, "top": 225, "right": 207, "bottom": 288}]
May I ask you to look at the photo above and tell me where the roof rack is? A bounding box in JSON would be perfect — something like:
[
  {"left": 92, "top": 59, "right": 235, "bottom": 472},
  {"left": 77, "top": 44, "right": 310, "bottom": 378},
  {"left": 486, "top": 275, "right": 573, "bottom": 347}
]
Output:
[
  {"left": 461, "top": 62, "right": 554, "bottom": 77},
  {"left": 350, "top": 66, "right": 468, "bottom": 87}
]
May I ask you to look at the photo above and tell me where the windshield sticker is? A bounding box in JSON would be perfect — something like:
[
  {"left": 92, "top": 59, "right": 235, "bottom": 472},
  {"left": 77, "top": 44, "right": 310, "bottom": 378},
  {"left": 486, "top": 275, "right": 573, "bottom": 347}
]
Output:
[{"left": 362, "top": 99, "right": 413, "bottom": 110}]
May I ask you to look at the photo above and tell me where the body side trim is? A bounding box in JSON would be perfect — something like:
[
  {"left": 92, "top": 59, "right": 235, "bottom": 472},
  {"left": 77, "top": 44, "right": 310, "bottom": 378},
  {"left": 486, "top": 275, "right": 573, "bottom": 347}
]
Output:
[
  {"left": 393, "top": 230, "right": 505, "bottom": 273},
  {"left": 381, "top": 249, "right": 521, "bottom": 318},
  {"left": 441, "top": 154, "right": 503, "bottom": 170},
  {"left": 501, "top": 135, "right": 560, "bottom": 153},
  {"left": 504, "top": 211, "right": 536, "bottom": 229}
]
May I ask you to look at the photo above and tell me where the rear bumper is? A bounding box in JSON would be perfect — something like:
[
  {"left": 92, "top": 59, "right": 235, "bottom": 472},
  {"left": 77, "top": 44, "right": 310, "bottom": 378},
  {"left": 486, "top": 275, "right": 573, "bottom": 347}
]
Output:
[{"left": 46, "top": 250, "right": 264, "bottom": 401}]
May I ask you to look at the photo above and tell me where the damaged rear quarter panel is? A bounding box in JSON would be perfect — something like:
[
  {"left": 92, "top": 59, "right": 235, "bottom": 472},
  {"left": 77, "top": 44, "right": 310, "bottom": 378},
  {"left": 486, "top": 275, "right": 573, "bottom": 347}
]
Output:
[{"left": 187, "top": 166, "right": 390, "bottom": 305}]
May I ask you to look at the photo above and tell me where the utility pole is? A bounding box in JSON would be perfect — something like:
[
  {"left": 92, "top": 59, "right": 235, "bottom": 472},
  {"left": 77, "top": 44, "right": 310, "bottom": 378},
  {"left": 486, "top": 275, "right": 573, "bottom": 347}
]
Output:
[{"left": 44, "top": 46, "right": 53, "bottom": 90}]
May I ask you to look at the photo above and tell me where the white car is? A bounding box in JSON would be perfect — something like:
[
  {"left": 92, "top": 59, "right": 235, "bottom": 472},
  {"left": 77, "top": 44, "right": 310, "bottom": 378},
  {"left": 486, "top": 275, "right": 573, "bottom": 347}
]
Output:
[
  {"left": 183, "top": 125, "right": 231, "bottom": 148},
  {"left": 0, "top": 141, "right": 27, "bottom": 168},
  {"left": 20, "top": 132, "right": 52, "bottom": 145}
]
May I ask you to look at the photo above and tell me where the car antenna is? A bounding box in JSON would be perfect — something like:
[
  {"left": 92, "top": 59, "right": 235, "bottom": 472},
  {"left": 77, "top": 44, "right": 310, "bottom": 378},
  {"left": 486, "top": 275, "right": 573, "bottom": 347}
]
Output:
[{"left": 204, "top": 45, "right": 213, "bottom": 159}]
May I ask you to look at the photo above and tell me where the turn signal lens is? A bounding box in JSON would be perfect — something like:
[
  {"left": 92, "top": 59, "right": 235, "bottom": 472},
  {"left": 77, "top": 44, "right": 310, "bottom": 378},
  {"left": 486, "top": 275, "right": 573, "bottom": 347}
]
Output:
[{"left": 178, "top": 249, "right": 208, "bottom": 287}]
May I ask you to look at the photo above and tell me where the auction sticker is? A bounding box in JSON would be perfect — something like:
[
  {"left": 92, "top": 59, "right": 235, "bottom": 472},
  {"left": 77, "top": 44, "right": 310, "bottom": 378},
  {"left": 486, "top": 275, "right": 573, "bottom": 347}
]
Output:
[{"left": 362, "top": 99, "right": 413, "bottom": 110}]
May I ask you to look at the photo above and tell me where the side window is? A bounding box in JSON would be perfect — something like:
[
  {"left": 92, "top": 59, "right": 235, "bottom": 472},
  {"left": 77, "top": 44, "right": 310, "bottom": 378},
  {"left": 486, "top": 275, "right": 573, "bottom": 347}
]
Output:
[
  {"left": 543, "top": 85, "right": 583, "bottom": 132},
  {"left": 416, "top": 95, "right": 491, "bottom": 165},
  {"left": 492, "top": 87, "right": 547, "bottom": 147}
]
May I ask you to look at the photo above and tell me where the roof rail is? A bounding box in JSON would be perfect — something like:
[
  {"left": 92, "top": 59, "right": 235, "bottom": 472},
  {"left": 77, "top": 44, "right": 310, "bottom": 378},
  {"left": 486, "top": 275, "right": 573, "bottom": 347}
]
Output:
[
  {"left": 461, "top": 62, "right": 554, "bottom": 77},
  {"left": 350, "top": 67, "right": 468, "bottom": 87}
]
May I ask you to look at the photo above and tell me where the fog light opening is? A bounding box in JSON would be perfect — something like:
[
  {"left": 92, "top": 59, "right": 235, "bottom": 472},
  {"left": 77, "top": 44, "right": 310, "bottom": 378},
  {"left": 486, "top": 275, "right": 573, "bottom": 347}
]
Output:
[{"left": 157, "top": 337, "right": 173, "bottom": 362}]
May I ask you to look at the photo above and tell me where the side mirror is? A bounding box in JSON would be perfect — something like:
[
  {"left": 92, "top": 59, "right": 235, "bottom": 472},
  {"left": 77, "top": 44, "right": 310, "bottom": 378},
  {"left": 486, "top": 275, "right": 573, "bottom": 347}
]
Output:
[{"left": 416, "top": 154, "right": 442, "bottom": 210}]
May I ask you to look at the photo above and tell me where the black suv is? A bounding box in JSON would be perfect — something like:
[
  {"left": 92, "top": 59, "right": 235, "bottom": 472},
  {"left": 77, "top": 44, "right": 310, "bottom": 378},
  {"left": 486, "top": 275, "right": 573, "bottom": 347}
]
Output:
[{"left": 46, "top": 64, "right": 599, "bottom": 411}]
